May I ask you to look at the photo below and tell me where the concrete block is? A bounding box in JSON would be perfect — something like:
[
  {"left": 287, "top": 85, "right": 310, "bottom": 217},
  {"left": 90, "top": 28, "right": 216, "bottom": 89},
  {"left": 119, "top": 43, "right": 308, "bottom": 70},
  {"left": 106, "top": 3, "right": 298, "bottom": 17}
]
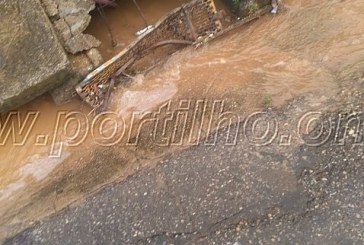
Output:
[{"left": 0, "top": 0, "right": 71, "bottom": 113}]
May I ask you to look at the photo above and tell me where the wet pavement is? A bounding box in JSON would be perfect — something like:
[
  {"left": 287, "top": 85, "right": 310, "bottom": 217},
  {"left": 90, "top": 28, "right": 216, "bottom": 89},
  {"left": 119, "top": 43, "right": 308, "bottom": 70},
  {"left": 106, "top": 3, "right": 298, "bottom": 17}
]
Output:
[
  {"left": 2, "top": 0, "right": 364, "bottom": 242},
  {"left": 6, "top": 76, "right": 364, "bottom": 244}
]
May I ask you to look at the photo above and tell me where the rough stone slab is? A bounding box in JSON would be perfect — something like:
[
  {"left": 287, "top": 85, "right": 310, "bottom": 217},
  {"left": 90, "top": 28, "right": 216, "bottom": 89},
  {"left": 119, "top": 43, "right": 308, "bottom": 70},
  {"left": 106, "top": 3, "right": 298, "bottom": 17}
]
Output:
[{"left": 0, "top": 0, "right": 70, "bottom": 113}]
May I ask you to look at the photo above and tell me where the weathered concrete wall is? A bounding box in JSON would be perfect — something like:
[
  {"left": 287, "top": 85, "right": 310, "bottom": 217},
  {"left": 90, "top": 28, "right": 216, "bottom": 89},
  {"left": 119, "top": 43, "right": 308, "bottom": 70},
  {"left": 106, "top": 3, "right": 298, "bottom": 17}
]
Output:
[{"left": 0, "top": 0, "right": 71, "bottom": 113}]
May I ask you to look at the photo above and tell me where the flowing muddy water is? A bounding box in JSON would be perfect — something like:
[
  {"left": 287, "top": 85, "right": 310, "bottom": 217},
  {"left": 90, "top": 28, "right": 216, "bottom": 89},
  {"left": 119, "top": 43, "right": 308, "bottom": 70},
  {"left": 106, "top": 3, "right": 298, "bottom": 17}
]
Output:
[
  {"left": 85, "top": 0, "right": 231, "bottom": 59},
  {"left": 1, "top": 0, "right": 364, "bottom": 240},
  {"left": 86, "top": 0, "right": 192, "bottom": 59}
]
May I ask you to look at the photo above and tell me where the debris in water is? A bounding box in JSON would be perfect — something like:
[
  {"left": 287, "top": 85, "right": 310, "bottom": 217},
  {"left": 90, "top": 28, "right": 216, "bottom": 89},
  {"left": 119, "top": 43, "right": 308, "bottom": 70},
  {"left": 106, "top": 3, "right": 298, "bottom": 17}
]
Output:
[
  {"left": 76, "top": 0, "right": 222, "bottom": 112},
  {"left": 135, "top": 25, "right": 155, "bottom": 36},
  {"left": 77, "top": 0, "right": 275, "bottom": 112},
  {"left": 271, "top": 0, "right": 279, "bottom": 14},
  {"left": 132, "top": 0, "right": 150, "bottom": 33}
]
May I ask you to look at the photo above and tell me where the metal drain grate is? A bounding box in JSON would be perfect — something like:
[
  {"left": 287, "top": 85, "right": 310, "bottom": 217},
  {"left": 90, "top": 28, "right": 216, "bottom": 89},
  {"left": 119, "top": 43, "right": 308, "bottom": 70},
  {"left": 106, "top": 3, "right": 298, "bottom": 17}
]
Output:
[{"left": 76, "top": 0, "right": 222, "bottom": 111}]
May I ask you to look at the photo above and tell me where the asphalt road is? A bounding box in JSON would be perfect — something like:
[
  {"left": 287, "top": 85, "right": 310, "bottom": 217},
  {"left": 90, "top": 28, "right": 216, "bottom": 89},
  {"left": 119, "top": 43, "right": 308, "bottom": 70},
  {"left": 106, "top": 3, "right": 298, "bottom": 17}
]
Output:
[{"left": 6, "top": 103, "right": 364, "bottom": 244}]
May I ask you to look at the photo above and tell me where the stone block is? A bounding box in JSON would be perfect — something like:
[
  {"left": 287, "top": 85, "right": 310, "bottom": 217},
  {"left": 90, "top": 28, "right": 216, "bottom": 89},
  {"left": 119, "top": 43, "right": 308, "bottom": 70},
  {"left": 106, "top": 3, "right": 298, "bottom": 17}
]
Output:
[{"left": 0, "top": 0, "right": 71, "bottom": 113}]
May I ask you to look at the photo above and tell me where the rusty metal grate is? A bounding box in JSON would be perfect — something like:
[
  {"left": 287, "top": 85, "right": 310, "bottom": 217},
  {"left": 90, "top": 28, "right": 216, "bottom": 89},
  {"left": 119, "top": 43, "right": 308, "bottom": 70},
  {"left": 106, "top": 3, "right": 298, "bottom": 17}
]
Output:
[{"left": 76, "top": 0, "right": 222, "bottom": 111}]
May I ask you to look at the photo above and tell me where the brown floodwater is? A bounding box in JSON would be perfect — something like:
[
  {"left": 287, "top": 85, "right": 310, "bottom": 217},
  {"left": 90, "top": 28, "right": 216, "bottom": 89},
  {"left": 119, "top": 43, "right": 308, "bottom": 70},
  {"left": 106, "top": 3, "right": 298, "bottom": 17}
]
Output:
[
  {"left": 86, "top": 0, "right": 192, "bottom": 59},
  {"left": 85, "top": 0, "right": 232, "bottom": 59},
  {"left": 1, "top": 0, "right": 364, "bottom": 240}
]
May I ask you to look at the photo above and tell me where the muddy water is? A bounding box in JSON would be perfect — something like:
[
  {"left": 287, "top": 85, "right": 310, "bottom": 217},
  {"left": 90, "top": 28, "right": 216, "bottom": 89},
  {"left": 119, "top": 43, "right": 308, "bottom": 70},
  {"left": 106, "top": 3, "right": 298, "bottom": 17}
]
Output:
[
  {"left": 86, "top": 0, "right": 231, "bottom": 59},
  {"left": 1, "top": 0, "right": 364, "bottom": 241},
  {"left": 0, "top": 97, "right": 86, "bottom": 198},
  {"left": 86, "top": 0, "right": 192, "bottom": 59},
  {"left": 109, "top": 0, "right": 364, "bottom": 114}
]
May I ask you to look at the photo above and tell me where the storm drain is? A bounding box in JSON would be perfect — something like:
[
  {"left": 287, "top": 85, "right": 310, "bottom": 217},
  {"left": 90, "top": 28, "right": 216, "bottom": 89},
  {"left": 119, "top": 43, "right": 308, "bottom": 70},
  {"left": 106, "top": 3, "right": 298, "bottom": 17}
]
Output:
[
  {"left": 76, "top": 0, "right": 222, "bottom": 111},
  {"left": 76, "top": 0, "right": 275, "bottom": 112}
]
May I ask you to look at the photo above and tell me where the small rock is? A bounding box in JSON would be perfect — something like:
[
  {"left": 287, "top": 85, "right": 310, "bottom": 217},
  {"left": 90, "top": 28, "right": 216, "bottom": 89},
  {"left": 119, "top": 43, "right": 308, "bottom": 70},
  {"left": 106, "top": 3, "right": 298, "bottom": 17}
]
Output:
[
  {"left": 69, "top": 53, "right": 95, "bottom": 76},
  {"left": 64, "top": 13, "right": 91, "bottom": 36},
  {"left": 348, "top": 128, "right": 356, "bottom": 136},
  {"left": 65, "top": 34, "right": 101, "bottom": 54},
  {"left": 57, "top": 0, "right": 95, "bottom": 18},
  {"left": 86, "top": 48, "right": 104, "bottom": 67}
]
